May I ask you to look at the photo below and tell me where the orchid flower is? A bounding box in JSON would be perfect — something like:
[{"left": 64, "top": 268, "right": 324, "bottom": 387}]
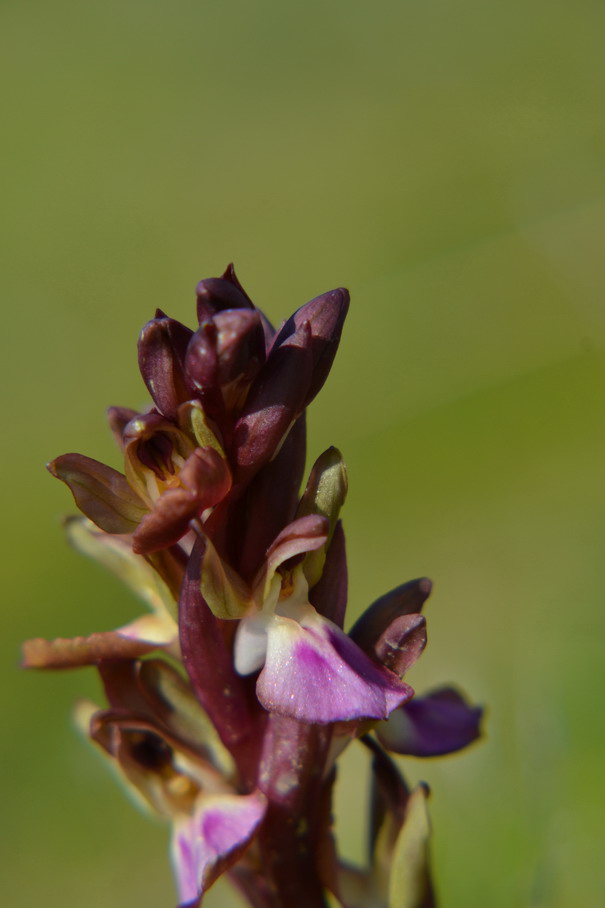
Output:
[{"left": 25, "top": 266, "right": 483, "bottom": 907}]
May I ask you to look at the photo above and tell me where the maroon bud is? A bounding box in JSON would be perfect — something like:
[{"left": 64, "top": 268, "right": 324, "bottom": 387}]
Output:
[
  {"left": 186, "top": 309, "right": 266, "bottom": 395},
  {"left": 138, "top": 315, "right": 193, "bottom": 421},
  {"left": 270, "top": 287, "right": 349, "bottom": 408},
  {"left": 232, "top": 320, "right": 313, "bottom": 484},
  {"left": 195, "top": 274, "right": 253, "bottom": 323}
]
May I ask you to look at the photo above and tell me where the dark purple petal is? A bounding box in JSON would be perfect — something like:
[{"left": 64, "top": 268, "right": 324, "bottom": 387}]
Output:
[
  {"left": 232, "top": 320, "right": 313, "bottom": 484},
  {"left": 138, "top": 315, "right": 193, "bottom": 420},
  {"left": 48, "top": 453, "right": 147, "bottom": 534},
  {"left": 270, "top": 287, "right": 349, "bottom": 408},
  {"left": 376, "top": 687, "right": 483, "bottom": 757},
  {"left": 132, "top": 447, "right": 231, "bottom": 554},
  {"left": 236, "top": 414, "right": 307, "bottom": 581},
  {"left": 172, "top": 792, "right": 267, "bottom": 907},
  {"left": 179, "top": 539, "right": 257, "bottom": 769},
  {"left": 348, "top": 578, "right": 432, "bottom": 652},
  {"left": 309, "top": 521, "right": 348, "bottom": 627}
]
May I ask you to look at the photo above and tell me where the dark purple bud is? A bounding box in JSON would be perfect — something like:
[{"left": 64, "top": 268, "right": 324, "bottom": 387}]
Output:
[
  {"left": 348, "top": 578, "right": 432, "bottom": 652},
  {"left": 195, "top": 269, "right": 253, "bottom": 323},
  {"left": 376, "top": 686, "right": 484, "bottom": 757},
  {"left": 138, "top": 314, "right": 193, "bottom": 420},
  {"left": 232, "top": 320, "right": 313, "bottom": 484},
  {"left": 236, "top": 414, "right": 307, "bottom": 581},
  {"left": 309, "top": 520, "right": 348, "bottom": 627},
  {"left": 185, "top": 320, "right": 218, "bottom": 387},
  {"left": 219, "top": 263, "right": 275, "bottom": 350},
  {"left": 132, "top": 447, "right": 232, "bottom": 554},
  {"left": 186, "top": 309, "right": 266, "bottom": 398},
  {"left": 107, "top": 406, "right": 138, "bottom": 449},
  {"left": 48, "top": 453, "right": 147, "bottom": 534},
  {"left": 270, "top": 287, "right": 349, "bottom": 409}
]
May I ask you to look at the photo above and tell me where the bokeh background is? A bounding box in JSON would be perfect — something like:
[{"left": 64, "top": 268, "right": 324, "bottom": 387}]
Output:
[{"left": 3, "top": 0, "right": 605, "bottom": 905}]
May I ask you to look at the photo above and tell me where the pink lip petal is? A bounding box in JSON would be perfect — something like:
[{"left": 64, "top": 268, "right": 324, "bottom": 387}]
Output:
[
  {"left": 256, "top": 611, "right": 413, "bottom": 725},
  {"left": 172, "top": 792, "right": 267, "bottom": 907}
]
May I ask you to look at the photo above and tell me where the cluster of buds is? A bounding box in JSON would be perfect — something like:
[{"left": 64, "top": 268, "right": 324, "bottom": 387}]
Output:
[{"left": 25, "top": 266, "right": 482, "bottom": 908}]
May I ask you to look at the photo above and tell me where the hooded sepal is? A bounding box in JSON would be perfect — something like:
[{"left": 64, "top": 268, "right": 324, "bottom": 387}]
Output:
[
  {"left": 349, "top": 579, "right": 432, "bottom": 655},
  {"left": 132, "top": 446, "right": 232, "bottom": 554},
  {"left": 376, "top": 686, "right": 483, "bottom": 757}
]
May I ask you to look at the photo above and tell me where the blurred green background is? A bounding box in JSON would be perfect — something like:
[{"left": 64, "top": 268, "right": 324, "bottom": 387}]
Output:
[{"left": 3, "top": 0, "right": 604, "bottom": 905}]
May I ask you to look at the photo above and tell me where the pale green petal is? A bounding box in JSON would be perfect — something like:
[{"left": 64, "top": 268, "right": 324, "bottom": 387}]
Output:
[
  {"left": 297, "top": 447, "right": 348, "bottom": 587},
  {"left": 200, "top": 534, "right": 251, "bottom": 620},
  {"left": 388, "top": 785, "right": 435, "bottom": 908},
  {"left": 65, "top": 515, "right": 178, "bottom": 621}
]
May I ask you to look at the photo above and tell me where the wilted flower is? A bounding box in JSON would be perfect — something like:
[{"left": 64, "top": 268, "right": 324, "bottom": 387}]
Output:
[{"left": 25, "top": 266, "right": 482, "bottom": 907}]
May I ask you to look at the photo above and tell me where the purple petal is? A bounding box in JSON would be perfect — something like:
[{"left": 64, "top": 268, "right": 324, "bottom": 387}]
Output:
[
  {"left": 256, "top": 611, "right": 413, "bottom": 724},
  {"left": 48, "top": 453, "right": 147, "bottom": 534},
  {"left": 376, "top": 687, "right": 483, "bottom": 757},
  {"left": 172, "top": 792, "right": 267, "bottom": 906}
]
